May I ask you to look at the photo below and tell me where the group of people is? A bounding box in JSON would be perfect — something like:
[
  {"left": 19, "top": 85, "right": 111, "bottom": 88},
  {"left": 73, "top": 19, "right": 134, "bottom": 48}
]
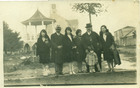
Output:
[{"left": 36, "top": 23, "right": 120, "bottom": 76}]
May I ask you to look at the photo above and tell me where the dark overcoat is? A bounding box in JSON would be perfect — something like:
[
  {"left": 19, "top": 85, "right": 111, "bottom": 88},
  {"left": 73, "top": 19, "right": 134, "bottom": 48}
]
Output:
[
  {"left": 51, "top": 33, "right": 64, "bottom": 64},
  {"left": 100, "top": 32, "right": 115, "bottom": 62},
  {"left": 36, "top": 36, "right": 51, "bottom": 64},
  {"left": 74, "top": 36, "right": 86, "bottom": 62},
  {"left": 63, "top": 34, "right": 76, "bottom": 62},
  {"left": 82, "top": 31, "right": 102, "bottom": 54}
]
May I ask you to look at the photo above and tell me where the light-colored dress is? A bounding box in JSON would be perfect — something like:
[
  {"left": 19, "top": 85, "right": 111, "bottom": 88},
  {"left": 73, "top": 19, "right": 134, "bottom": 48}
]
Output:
[{"left": 86, "top": 51, "right": 98, "bottom": 66}]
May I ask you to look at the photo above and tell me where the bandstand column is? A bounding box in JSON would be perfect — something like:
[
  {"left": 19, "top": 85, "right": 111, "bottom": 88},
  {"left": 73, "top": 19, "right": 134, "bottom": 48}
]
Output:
[
  {"left": 35, "top": 25, "right": 37, "bottom": 39},
  {"left": 51, "top": 21, "right": 55, "bottom": 33}
]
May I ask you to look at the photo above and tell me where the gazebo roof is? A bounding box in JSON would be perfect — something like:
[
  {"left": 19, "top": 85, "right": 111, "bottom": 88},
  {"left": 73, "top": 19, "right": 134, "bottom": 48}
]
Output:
[{"left": 22, "top": 9, "right": 55, "bottom": 25}]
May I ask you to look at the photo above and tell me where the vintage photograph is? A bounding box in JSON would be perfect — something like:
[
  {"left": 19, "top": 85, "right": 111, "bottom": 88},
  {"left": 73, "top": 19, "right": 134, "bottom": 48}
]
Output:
[{"left": 1, "top": 0, "right": 139, "bottom": 87}]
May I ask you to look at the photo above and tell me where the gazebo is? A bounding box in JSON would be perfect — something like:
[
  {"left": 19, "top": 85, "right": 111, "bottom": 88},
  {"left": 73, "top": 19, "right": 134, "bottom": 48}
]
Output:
[
  {"left": 22, "top": 9, "right": 55, "bottom": 54},
  {"left": 22, "top": 9, "right": 56, "bottom": 39}
]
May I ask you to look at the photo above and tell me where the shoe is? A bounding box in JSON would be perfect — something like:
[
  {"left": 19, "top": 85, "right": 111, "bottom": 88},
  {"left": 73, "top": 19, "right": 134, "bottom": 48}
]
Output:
[
  {"left": 70, "top": 72, "right": 73, "bottom": 74},
  {"left": 107, "top": 69, "right": 111, "bottom": 72},
  {"left": 72, "top": 71, "right": 76, "bottom": 74},
  {"left": 111, "top": 69, "right": 115, "bottom": 72}
]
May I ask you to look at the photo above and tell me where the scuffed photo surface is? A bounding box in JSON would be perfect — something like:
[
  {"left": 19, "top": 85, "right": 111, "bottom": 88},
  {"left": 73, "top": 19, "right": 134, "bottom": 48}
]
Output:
[{"left": 1, "top": 0, "right": 139, "bottom": 87}]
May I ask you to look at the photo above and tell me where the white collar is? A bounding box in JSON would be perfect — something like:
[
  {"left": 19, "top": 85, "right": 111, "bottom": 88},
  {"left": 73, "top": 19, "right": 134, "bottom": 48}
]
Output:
[
  {"left": 87, "top": 31, "right": 91, "bottom": 35},
  {"left": 67, "top": 35, "right": 72, "bottom": 41},
  {"left": 56, "top": 33, "right": 60, "bottom": 35}
]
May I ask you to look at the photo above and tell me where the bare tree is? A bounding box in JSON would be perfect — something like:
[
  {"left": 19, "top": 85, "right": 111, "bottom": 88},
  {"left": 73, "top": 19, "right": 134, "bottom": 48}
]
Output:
[{"left": 72, "top": 3, "right": 104, "bottom": 24}]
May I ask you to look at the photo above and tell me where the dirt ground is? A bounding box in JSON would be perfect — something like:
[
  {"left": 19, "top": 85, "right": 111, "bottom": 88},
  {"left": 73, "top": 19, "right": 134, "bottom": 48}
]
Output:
[
  {"left": 5, "top": 71, "right": 136, "bottom": 86},
  {"left": 4, "top": 47, "right": 136, "bottom": 86}
]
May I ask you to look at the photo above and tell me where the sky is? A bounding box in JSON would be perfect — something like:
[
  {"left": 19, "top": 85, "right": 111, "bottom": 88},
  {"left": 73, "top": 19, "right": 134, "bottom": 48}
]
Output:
[{"left": 0, "top": 1, "right": 139, "bottom": 40}]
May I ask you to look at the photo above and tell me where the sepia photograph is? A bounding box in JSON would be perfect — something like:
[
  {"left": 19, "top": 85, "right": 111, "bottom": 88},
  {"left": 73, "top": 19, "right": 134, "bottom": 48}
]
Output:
[{"left": 0, "top": 0, "right": 139, "bottom": 87}]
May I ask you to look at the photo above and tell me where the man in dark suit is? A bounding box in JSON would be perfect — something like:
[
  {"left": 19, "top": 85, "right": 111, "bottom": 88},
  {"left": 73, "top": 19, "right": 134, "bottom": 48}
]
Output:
[
  {"left": 82, "top": 23, "right": 102, "bottom": 72},
  {"left": 51, "top": 26, "right": 64, "bottom": 76}
]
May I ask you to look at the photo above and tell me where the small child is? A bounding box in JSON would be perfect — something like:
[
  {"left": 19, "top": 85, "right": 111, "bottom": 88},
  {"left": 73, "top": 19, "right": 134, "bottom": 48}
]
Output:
[
  {"left": 43, "top": 65, "right": 51, "bottom": 76},
  {"left": 85, "top": 48, "right": 98, "bottom": 73}
]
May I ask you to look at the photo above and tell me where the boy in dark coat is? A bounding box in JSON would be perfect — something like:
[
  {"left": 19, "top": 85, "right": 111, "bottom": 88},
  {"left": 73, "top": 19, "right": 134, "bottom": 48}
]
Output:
[
  {"left": 51, "top": 26, "right": 64, "bottom": 76},
  {"left": 82, "top": 23, "right": 102, "bottom": 72}
]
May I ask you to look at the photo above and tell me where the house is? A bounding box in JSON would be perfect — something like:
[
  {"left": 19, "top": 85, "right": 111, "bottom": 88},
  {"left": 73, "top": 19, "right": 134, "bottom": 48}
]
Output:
[
  {"left": 114, "top": 26, "right": 136, "bottom": 46},
  {"left": 47, "top": 4, "right": 78, "bottom": 36}
]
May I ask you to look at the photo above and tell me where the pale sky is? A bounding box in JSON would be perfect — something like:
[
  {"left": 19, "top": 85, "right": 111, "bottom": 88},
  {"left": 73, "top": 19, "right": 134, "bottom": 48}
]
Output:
[{"left": 0, "top": 1, "right": 139, "bottom": 40}]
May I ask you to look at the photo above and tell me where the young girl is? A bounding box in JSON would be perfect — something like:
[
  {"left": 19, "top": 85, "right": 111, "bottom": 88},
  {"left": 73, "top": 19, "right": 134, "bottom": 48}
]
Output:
[
  {"left": 64, "top": 27, "right": 77, "bottom": 74},
  {"left": 85, "top": 47, "right": 98, "bottom": 73},
  {"left": 36, "top": 29, "right": 51, "bottom": 76}
]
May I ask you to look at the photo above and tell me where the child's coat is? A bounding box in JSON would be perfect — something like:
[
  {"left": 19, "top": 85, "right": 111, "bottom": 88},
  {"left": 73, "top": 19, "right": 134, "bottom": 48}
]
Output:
[{"left": 86, "top": 51, "right": 98, "bottom": 66}]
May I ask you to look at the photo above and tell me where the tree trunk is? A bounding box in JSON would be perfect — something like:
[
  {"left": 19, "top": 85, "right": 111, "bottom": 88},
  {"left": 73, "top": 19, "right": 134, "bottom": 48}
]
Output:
[
  {"left": 87, "top": 3, "right": 92, "bottom": 24},
  {"left": 89, "top": 13, "right": 92, "bottom": 24}
]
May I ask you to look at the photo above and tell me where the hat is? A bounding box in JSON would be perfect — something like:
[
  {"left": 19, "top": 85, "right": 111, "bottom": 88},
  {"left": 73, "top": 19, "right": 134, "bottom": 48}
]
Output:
[
  {"left": 85, "top": 23, "right": 92, "bottom": 28},
  {"left": 56, "top": 25, "right": 61, "bottom": 30}
]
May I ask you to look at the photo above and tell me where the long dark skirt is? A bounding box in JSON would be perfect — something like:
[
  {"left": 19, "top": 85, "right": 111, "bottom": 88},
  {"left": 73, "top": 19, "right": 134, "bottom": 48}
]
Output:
[
  {"left": 39, "top": 53, "right": 50, "bottom": 64},
  {"left": 64, "top": 49, "right": 76, "bottom": 63},
  {"left": 103, "top": 49, "right": 114, "bottom": 63}
]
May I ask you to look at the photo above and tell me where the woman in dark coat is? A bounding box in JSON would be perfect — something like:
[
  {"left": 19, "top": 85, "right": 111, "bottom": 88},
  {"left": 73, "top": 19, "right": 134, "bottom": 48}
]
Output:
[
  {"left": 64, "top": 27, "right": 77, "bottom": 74},
  {"left": 99, "top": 25, "right": 115, "bottom": 72},
  {"left": 36, "top": 29, "right": 51, "bottom": 75},
  {"left": 74, "top": 29, "right": 85, "bottom": 73}
]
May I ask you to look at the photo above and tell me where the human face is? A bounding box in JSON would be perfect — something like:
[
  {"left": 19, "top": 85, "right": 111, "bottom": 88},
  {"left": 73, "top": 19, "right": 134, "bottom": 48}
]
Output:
[
  {"left": 86, "top": 27, "right": 92, "bottom": 32},
  {"left": 41, "top": 32, "right": 45, "bottom": 37},
  {"left": 56, "top": 29, "right": 61, "bottom": 33},
  {"left": 101, "top": 26, "right": 107, "bottom": 33},
  {"left": 67, "top": 30, "right": 71, "bottom": 35},
  {"left": 78, "top": 31, "right": 82, "bottom": 36}
]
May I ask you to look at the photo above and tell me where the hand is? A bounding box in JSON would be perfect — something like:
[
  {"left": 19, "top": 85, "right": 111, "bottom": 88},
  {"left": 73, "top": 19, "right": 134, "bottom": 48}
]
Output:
[
  {"left": 72, "top": 46, "right": 77, "bottom": 49},
  {"left": 57, "top": 45, "right": 63, "bottom": 49}
]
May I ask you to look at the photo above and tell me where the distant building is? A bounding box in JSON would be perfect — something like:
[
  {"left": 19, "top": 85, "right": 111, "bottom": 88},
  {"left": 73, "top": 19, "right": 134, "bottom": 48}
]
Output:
[
  {"left": 47, "top": 4, "right": 78, "bottom": 35},
  {"left": 114, "top": 26, "right": 136, "bottom": 46},
  {"left": 22, "top": 4, "right": 78, "bottom": 52}
]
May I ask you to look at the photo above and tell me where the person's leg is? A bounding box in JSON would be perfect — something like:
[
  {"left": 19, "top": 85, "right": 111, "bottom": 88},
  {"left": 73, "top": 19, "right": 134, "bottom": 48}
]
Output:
[
  {"left": 107, "top": 61, "right": 111, "bottom": 72},
  {"left": 98, "top": 57, "right": 102, "bottom": 71},
  {"left": 55, "top": 63, "right": 59, "bottom": 75},
  {"left": 97, "top": 52, "right": 102, "bottom": 71},
  {"left": 57, "top": 63, "right": 61, "bottom": 74},
  {"left": 93, "top": 65, "right": 95, "bottom": 72},
  {"left": 69, "top": 62, "right": 72, "bottom": 74},
  {"left": 59, "top": 63, "right": 63, "bottom": 74},
  {"left": 89, "top": 66, "right": 92, "bottom": 73},
  {"left": 86, "top": 64, "right": 90, "bottom": 72},
  {"left": 78, "top": 61, "right": 82, "bottom": 72},
  {"left": 111, "top": 60, "right": 114, "bottom": 72},
  {"left": 94, "top": 64, "right": 99, "bottom": 72},
  {"left": 72, "top": 61, "right": 76, "bottom": 74}
]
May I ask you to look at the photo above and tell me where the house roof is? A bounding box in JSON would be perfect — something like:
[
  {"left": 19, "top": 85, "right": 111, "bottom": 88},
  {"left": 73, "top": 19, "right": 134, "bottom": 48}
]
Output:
[
  {"left": 22, "top": 9, "right": 55, "bottom": 25},
  {"left": 117, "top": 26, "right": 136, "bottom": 38},
  {"left": 122, "top": 29, "right": 136, "bottom": 38}
]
